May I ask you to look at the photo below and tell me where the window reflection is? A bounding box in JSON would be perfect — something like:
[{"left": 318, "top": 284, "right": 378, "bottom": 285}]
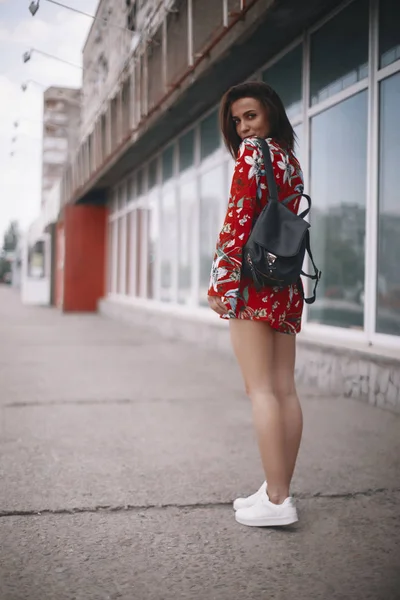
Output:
[
  {"left": 200, "top": 111, "right": 220, "bottom": 159},
  {"left": 107, "top": 223, "right": 113, "bottom": 294},
  {"left": 379, "top": 0, "right": 400, "bottom": 69},
  {"left": 262, "top": 45, "right": 303, "bottom": 120},
  {"left": 309, "top": 91, "right": 368, "bottom": 329},
  {"left": 179, "top": 130, "right": 195, "bottom": 172},
  {"left": 147, "top": 189, "right": 159, "bottom": 299},
  {"left": 377, "top": 73, "right": 400, "bottom": 336},
  {"left": 178, "top": 179, "right": 197, "bottom": 304},
  {"left": 117, "top": 217, "right": 124, "bottom": 294},
  {"left": 310, "top": 0, "right": 368, "bottom": 106},
  {"left": 148, "top": 159, "right": 158, "bottom": 189},
  {"left": 199, "top": 166, "right": 225, "bottom": 306},
  {"left": 162, "top": 145, "right": 174, "bottom": 182},
  {"left": 160, "top": 187, "right": 177, "bottom": 302}
]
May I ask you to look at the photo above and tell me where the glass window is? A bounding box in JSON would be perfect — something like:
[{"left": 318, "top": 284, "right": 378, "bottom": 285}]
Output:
[
  {"left": 117, "top": 217, "right": 125, "bottom": 294},
  {"left": 127, "top": 176, "right": 135, "bottom": 203},
  {"left": 147, "top": 189, "right": 159, "bottom": 299},
  {"left": 107, "top": 222, "right": 113, "bottom": 293},
  {"left": 137, "top": 168, "right": 144, "bottom": 196},
  {"left": 126, "top": 212, "right": 133, "bottom": 295},
  {"left": 162, "top": 145, "right": 174, "bottom": 182},
  {"left": 108, "top": 191, "right": 116, "bottom": 214},
  {"left": 118, "top": 184, "right": 126, "bottom": 210},
  {"left": 160, "top": 187, "right": 177, "bottom": 302},
  {"left": 377, "top": 73, "right": 400, "bottom": 336},
  {"left": 310, "top": 0, "right": 368, "bottom": 106},
  {"left": 148, "top": 158, "right": 158, "bottom": 189},
  {"left": 179, "top": 129, "right": 195, "bottom": 172},
  {"left": 379, "top": 0, "right": 400, "bottom": 69},
  {"left": 199, "top": 165, "right": 225, "bottom": 306},
  {"left": 126, "top": 210, "right": 144, "bottom": 297},
  {"left": 262, "top": 45, "right": 303, "bottom": 119},
  {"left": 200, "top": 110, "right": 220, "bottom": 159},
  {"left": 178, "top": 179, "right": 197, "bottom": 304},
  {"left": 309, "top": 91, "right": 368, "bottom": 330}
]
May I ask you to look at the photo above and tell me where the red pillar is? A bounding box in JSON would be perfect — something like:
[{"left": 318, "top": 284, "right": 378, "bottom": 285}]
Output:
[{"left": 62, "top": 204, "right": 107, "bottom": 312}]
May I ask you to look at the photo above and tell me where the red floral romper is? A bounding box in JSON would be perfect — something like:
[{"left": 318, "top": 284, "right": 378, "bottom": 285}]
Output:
[{"left": 208, "top": 137, "right": 305, "bottom": 335}]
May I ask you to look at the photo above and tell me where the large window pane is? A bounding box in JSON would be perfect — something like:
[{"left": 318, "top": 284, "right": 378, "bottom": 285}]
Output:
[
  {"left": 162, "top": 145, "right": 174, "bottom": 182},
  {"left": 148, "top": 158, "right": 158, "bottom": 189},
  {"left": 128, "top": 209, "right": 145, "bottom": 297},
  {"left": 199, "top": 165, "right": 224, "bottom": 306},
  {"left": 178, "top": 179, "right": 197, "bottom": 304},
  {"left": 262, "top": 45, "right": 302, "bottom": 119},
  {"left": 117, "top": 217, "right": 124, "bottom": 294},
  {"left": 147, "top": 189, "right": 159, "bottom": 299},
  {"left": 379, "top": 0, "right": 400, "bottom": 69},
  {"left": 377, "top": 73, "right": 400, "bottom": 336},
  {"left": 137, "top": 168, "right": 144, "bottom": 196},
  {"left": 310, "top": 0, "right": 368, "bottom": 106},
  {"left": 309, "top": 91, "right": 368, "bottom": 329},
  {"left": 107, "top": 222, "right": 113, "bottom": 294},
  {"left": 127, "top": 176, "right": 135, "bottom": 203},
  {"left": 179, "top": 129, "right": 195, "bottom": 172},
  {"left": 126, "top": 212, "right": 132, "bottom": 295},
  {"left": 117, "top": 184, "right": 126, "bottom": 210},
  {"left": 200, "top": 110, "right": 220, "bottom": 159},
  {"left": 160, "top": 187, "right": 177, "bottom": 302}
]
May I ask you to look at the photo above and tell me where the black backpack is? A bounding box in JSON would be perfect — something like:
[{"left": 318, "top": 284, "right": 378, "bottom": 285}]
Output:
[{"left": 242, "top": 138, "right": 321, "bottom": 304}]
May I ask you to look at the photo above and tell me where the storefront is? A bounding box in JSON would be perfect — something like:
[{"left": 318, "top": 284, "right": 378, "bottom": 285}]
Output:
[{"left": 105, "top": 0, "right": 400, "bottom": 356}]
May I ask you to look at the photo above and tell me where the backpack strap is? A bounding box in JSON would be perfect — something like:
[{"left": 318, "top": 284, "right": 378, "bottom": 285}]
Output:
[
  {"left": 282, "top": 193, "right": 311, "bottom": 218},
  {"left": 300, "top": 230, "right": 322, "bottom": 305},
  {"left": 258, "top": 139, "right": 279, "bottom": 203}
]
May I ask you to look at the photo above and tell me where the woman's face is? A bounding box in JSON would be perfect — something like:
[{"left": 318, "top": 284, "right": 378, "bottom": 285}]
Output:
[{"left": 231, "top": 97, "right": 270, "bottom": 141}]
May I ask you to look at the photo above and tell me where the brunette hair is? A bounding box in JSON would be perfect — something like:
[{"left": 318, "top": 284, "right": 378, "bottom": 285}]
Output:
[{"left": 220, "top": 81, "right": 295, "bottom": 158}]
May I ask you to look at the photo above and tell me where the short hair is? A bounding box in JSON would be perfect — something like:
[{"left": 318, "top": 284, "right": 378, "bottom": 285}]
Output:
[{"left": 220, "top": 81, "right": 295, "bottom": 158}]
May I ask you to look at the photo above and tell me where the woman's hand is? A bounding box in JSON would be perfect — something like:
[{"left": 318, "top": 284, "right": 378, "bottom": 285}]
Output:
[{"left": 208, "top": 296, "right": 229, "bottom": 316}]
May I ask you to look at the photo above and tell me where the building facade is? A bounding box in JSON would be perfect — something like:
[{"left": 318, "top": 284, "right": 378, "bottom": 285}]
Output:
[
  {"left": 42, "top": 87, "right": 80, "bottom": 208},
  {"left": 21, "top": 86, "right": 80, "bottom": 306},
  {"left": 55, "top": 0, "right": 400, "bottom": 410}
]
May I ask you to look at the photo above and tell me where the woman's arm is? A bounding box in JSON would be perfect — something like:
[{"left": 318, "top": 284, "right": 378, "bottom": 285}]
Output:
[{"left": 208, "top": 138, "right": 264, "bottom": 315}]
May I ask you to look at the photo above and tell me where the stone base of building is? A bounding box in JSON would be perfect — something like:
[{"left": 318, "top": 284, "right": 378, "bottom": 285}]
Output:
[{"left": 99, "top": 296, "right": 400, "bottom": 414}]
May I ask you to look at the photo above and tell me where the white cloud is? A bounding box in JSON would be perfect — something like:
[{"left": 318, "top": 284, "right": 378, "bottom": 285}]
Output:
[{"left": 0, "top": 17, "right": 50, "bottom": 45}]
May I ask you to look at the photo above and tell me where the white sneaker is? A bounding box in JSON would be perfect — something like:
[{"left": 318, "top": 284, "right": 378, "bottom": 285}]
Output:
[
  {"left": 233, "top": 481, "right": 267, "bottom": 511},
  {"left": 235, "top": 492, "right": 298, "bottom": 527}
]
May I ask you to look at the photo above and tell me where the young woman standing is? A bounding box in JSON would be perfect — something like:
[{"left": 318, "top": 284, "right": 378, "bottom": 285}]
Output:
[{"left": 208, "top": 82, "right": 305, "bottom": 527}]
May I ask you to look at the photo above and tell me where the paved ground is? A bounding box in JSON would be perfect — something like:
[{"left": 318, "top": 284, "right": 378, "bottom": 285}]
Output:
[{"left": 1, "top": 285, "right": 399, "bottom": 600}]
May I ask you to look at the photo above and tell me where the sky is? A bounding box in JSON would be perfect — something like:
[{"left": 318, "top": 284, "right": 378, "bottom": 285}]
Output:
[{"left": 0, "top": 0, "right": 99, "bottom": 242}]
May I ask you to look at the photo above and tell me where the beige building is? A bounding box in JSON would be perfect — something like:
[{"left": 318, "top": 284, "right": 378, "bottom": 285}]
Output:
[{"left": 42, "top": 87, "right": 80, "bottom": 209}]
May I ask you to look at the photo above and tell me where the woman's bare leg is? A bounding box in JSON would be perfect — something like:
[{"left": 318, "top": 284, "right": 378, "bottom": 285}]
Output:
[
  {"left": 230, "top": 320, "right": 289, "bottom": 504},
  {"left": 271, "top": 330, "right": 303, "bottom": 484}
]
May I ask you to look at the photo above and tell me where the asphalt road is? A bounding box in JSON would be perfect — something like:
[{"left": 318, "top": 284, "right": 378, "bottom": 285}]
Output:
[{"left": 1, "top": 286, "right": 399, "bottom": 600}]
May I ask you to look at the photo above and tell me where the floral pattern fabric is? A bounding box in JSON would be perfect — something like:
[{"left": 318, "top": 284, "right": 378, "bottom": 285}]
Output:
[{"left": 208, "top": 136, "right": 305, "bottom": 335}]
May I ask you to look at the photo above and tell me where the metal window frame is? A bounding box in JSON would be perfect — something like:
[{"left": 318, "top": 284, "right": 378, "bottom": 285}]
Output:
[{"left": 364, "top": 0, "right": 379, "bottom": 343}]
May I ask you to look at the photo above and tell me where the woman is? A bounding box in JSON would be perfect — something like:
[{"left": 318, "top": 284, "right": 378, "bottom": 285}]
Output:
[{"left": 208, "top": 82, "right": 304, "bottom": 527}]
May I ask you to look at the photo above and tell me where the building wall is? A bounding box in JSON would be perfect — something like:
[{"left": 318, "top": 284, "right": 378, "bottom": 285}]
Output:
[
  {"left": 81, "top": 0, "right": 134, "bottom": 140},
  {"left": 81, "top": 0, "right": 178, "bottom": 140}
]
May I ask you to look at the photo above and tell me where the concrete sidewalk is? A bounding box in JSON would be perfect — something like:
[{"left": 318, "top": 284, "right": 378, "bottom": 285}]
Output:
[{"left": 1, "top": 285, "right": 399, "bottom": 600}]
